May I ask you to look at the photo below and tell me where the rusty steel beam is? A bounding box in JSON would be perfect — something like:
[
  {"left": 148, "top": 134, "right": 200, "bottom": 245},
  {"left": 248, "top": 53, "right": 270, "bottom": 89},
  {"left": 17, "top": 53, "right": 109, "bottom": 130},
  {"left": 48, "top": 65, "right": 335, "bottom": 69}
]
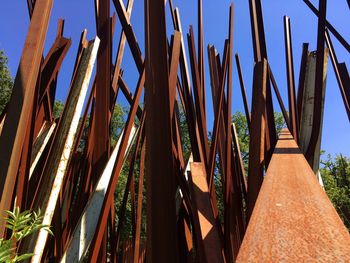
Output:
[
  {"left": 187, "top": 26, "right": 209, "bottom": 166},
  {"left": 115, "top": 113, "right": 145, "bottom": 255},
  {"left": 88, "top": 68, "right": 145, "bottom": 262},
  {"left": 246, "top": 59, "right": 267, "bottom": 222},
  {"left": 0, "top": 0, "right": 53, "bottom": 235},
  {"left": 296, "top": 43, "right": 309, "bottom": 128},
  {"left": 188, "top": 162, "right": 225, "bottom": 263},
  {"left": 207, "top": 41, "right": 229, "bottom": 198},
  {"left": 208, "top": 45, "right": 227, "bottom": 176},
  {"left": 338, "top": 63, "right": 350, "bottom": 108},
  {"left": 237, "top": 129, "right": 350, "bottom": 262},
  {"left": 325, "top": 30, "right": 350, "bottom": 122},
  {"left": 248, "top": 0, "right": 277, "bottom": 167},
  {"left": 283, "top": 16, "right": 298, "bottom": 142},
  {"left": 112, "top": 0, "right": 143, "bottom": 72},
  {"left": 268, "top": 65, "right": 291, "bottom": 131},
  {"left": 22, "top": 37, "right": 100, "bottom": 263},
  {"left": 198, "top": 0, "right": 205, "bottom": 115},
  {"left": 133, "top": 139, "right": 146, "bottom": 263},
  {"left": 224, "top": 4, "right": 234, "bottom": 262},
  {"left": 305, "top": 0, "right": 327, "bottom": 162},
  {"left": 235, "top": 54, "right": 251, "bottom": 132},
  {"left": 145, "top": 0, "right": 178, "bottom": 261},
  {"left": 111, "top": 0, "right": 135, "bottom": 108},
  {"left": 91, "top": 0, "right": 112, "bottom": 181},
  {"left": 231, "top": 123, "right": 247, "bottom": 197},
  {"left": 35, "top": 26, "right": 71, "bottom": 137},
  {"left": 60, "top": 125, "right": 137, "bottom": 262},
  {"left": 174, "top": 8, "right": 205, "bottom": 164}
]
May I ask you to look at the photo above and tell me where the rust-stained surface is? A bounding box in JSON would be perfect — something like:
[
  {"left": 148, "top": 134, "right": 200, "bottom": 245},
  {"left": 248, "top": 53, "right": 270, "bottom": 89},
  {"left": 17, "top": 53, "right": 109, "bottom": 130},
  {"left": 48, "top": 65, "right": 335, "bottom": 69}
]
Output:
[
  {"left": 188, "top": 162, "right": 225, "bottom": 263},
  {"left": 237, "top": 129, "right": 350, "bottom": 262},
  {"left": 1, "top": 0, "right": 349, "bottom": 261}
]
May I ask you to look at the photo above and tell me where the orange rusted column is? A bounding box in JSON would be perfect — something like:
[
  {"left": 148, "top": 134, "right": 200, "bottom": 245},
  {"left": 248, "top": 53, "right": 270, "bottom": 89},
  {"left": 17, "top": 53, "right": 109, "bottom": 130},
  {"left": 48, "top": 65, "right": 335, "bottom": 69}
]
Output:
[
  {"left": 188, "top": 162, "right": 225, "bottom": 263},
  {"left": 237, "top": 129, "right": 350, "bottom": 262}
]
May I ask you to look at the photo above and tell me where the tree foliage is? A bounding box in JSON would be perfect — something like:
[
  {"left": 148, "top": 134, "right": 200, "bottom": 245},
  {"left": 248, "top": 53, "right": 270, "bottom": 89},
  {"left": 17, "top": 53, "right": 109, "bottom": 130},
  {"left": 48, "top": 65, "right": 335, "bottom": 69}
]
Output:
[
  {"left": 0, "top": 207, "right": 52, "bottom": 263},
  {"left": 320, "top": 154, "right": 350, "bottom": 230},
  {"left": 53, "top": 100, "right": 64, "bottom": 119},
  {"left": 0, "top": 50, "right": 13, "bottom": 115}
]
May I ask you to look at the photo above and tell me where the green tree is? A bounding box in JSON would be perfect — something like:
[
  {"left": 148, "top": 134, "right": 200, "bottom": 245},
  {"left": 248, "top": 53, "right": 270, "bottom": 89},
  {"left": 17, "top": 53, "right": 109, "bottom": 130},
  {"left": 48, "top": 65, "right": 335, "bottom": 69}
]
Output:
[
  {"left": 53, "top": 100, "right": 64, "bottom": 119},
  {"left": 0, "top": 50, "right": 13, "bottom": 115},
  {"left": 320, "top": 154, "right": 350, "bottom": 230},
  {"left": 110, "top": 104, "right": 127, "bottom": 146}
]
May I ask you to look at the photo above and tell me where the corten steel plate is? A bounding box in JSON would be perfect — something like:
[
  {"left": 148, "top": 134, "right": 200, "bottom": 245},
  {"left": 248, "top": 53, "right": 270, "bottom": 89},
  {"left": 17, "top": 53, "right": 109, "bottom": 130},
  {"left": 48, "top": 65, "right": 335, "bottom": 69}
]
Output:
[{"left": 237, "top": 129, "right": 350, "bottom": 262}]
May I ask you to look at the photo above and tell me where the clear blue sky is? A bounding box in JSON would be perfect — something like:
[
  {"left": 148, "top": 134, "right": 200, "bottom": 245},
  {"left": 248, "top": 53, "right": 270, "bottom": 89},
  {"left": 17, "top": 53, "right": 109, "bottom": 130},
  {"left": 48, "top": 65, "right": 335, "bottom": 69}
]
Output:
[{"left": 0, "top": 0, "right": 349, "bottom": 157}]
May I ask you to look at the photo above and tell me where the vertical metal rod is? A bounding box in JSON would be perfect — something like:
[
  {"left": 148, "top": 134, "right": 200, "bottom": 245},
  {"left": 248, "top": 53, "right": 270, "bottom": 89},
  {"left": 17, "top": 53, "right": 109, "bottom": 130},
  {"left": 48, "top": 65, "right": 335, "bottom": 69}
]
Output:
[
  {"left": 224, "top": 4, "right": 234, "bottom": 262},
  {"left": 145, "top": 0, "right": 177, "bottom": 260},
  {"left": 247, "top": 59, "right": 267, "bottom": 222},
  {"left": 133, "top": 139, "right": 146, "bottom": 263},
  {"left": 198, "top": 0, "right": 206, "bottom": 115},
  {"left": 283, "top": 16, "right": 298, "bottom": 142},
  {"left": 305, "top": 0, "right": 327, "bottom": 161},
  {"left": 296, "top": 43, "right": 309, "bottom": 129},
  {"left": 235, "top": 54, "right": 251, "bottom": 132},
  {"left": 248, "top": 0, "right": 276, "bottom": 166},
  {"left": 268, "top": 65, "right": 291, "bottom": 131},
  {"left": 91, "top": 0, "right": 112, "bottom": 181}
]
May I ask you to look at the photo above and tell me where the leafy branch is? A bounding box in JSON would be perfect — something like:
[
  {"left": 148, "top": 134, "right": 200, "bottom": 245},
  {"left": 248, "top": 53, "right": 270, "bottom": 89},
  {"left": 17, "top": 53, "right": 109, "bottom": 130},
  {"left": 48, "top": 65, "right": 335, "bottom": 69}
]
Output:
[{"left": 0, "top": 207, "right": 52, "bottom": 263}]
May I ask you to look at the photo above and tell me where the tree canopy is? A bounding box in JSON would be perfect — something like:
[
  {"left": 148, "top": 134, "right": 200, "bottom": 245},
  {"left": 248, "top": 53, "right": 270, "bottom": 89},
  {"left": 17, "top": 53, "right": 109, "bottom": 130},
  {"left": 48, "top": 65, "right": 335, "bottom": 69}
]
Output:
[
  {"left": 320, "top": 154, "right": 350, "bottom": 229},
  {"left": 0, "top": 50, "right": 13, "bottom": 115}
]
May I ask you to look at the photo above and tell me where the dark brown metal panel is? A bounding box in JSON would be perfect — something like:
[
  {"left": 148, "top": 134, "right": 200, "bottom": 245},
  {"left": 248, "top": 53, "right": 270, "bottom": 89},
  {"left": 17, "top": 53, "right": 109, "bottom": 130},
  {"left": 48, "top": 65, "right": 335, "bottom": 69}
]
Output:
[
  {"left": 0, "top": 0, "right": 53, "bottom": 235},
  {"left": 283, "top": 16, "right": 298, "bottom": 142},
  {"left": 338, "top": 63, "right": 350, "bottom": 115},
  {"left": 246, "top": 59, "right": 267, "bottom": 222},
  {"left": 169, "top": 31, "right": 182, "bottom": 117},
  {"left": 305, "top": 0, "right": 327, "bottom": 162},
  {"left": 91, "top": 0, "right": 112, "bottom": 179},
  {"left": 237, "top": 129, "right": 350, "bottom": 262},
  {"left": 296, "top": 43, "right": 309, "bottom": 128},
  {"left": 144, "top": 0, "right": 177, "bottom": 261}
]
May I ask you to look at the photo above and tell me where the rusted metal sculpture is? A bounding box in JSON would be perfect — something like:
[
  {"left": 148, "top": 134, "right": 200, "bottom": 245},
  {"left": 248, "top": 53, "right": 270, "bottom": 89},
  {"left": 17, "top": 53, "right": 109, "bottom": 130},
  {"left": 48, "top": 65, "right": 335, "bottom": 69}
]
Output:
[{"left": 0, "top": 0, "right": 349, "bottom": 262}]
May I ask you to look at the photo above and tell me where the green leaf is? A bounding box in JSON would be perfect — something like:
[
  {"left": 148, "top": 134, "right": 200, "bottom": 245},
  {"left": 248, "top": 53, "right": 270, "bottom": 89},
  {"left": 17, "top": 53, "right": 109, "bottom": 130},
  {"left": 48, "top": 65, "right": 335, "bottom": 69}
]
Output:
[{"left": 14, "top": 253, "right": 35, "bottom": 262}]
